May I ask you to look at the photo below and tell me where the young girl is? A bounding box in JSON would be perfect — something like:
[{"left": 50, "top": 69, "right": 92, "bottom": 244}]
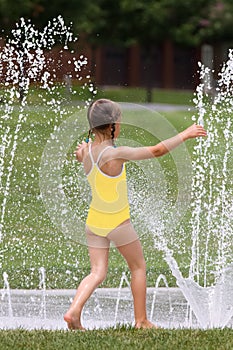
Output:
[{"left": 64, "top": 99, "right": 207, "bottom": 330}]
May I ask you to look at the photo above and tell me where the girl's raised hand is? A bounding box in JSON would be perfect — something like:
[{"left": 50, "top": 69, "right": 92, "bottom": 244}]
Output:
[
  {"left": 182, "top": 124, "right": 207, "bottom": 140},
  {"left": 74, "top": 140, "right": 89, "bottom": 162}
]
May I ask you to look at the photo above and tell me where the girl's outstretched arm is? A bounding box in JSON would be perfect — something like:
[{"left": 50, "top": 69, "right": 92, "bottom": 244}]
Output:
[
  {"left": 115, "top": 124, "right": 207, "bottom": 161},
  {"left": 149, "top": 123, "right": 207, "bottom": 157}
]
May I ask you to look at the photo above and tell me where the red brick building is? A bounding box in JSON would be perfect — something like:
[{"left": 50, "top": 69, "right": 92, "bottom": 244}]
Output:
[
  {"left": 0, "top": 37, "right": 227, "bottom": 90},
  {"left": 91, "top": 42, "right": 199, "bottom": 89},
  {"left": 81, "top": 40, "right": 227, "bottom": 90}
]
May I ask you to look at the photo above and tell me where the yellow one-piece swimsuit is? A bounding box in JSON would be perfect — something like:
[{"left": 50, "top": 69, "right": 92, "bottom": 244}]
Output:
[{"left": 86, "top": 144, "right": 130, "bottom": 237}]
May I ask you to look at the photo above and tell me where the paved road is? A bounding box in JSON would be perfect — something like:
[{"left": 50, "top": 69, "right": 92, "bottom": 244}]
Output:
[{"left": 119, "top": 102, "right": 195, "bottom": 112}]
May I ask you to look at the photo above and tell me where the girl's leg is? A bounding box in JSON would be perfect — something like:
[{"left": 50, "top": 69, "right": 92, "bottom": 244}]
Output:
[
  {"left": 64, "top": 244, "right": 109, "bottom": 330},
  {"left": 117, "top": 238, "right": 157, "bottom": 329}
]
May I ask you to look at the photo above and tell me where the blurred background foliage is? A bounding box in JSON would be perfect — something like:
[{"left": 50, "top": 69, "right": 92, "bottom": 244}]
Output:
[{"left": 0, "top": 0, "right": 233, "bottom": 47}]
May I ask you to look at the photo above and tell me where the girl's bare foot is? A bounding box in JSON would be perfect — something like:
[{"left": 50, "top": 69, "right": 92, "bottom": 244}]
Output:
[
  {"left": 64, "top": 311, "right": 86, "bottom": 331},
  {"left": 135, "top": 320, "right": 159, "bottom": 329}
]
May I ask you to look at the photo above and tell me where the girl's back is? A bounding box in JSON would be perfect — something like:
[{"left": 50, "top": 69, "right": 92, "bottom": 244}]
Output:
[{"left": 83, "top": 142, "right": 124, "bottom": 177}]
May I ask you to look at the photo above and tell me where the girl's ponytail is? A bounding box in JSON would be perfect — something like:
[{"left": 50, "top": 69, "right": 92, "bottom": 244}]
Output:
[{"left": 111, "top": 123, "right": 116, "bottom": 147}]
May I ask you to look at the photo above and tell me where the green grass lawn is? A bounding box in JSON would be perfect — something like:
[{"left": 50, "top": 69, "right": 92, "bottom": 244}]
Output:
[
  {"left": 95, "top": 86, "right": 194, "bottom": 105},
  {"left": 0, "top": 97, "right": 196, "bottom": 289},
  {"left": 0, "top": 84, "right": 194, "bottom": 106},
  {"left": 0, "top": 86, "right": 231, "bottom": 290},
  {"left": 0, "top": 327, "right": 233, "bottom": 350}
]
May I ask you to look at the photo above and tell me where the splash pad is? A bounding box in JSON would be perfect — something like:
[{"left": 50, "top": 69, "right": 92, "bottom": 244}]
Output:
[
  {"left": 0, "top": 18, "right": 232, "bottom": 330},
  {"left": 4, "top": 270, "right": 232, "bottom": 330}
]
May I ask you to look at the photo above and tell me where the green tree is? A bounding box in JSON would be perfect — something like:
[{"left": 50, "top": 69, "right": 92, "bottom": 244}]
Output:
[
  {"left": 1, "top": 0, "right": 233, "bottom": 45},
  {"left": 116, "top": 0, "right": 233, "bottom": 46},
  {"left": 0, "top": 0, "right": 41, "bottom": 32}
]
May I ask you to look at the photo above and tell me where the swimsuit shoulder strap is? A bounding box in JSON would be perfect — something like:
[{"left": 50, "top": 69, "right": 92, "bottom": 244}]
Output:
[
  {"left": 88, "top": 143, "right": 95, "bottom": 165},
  {"left": 96, "top": 146, "right": 113, "bottom": 165}
]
